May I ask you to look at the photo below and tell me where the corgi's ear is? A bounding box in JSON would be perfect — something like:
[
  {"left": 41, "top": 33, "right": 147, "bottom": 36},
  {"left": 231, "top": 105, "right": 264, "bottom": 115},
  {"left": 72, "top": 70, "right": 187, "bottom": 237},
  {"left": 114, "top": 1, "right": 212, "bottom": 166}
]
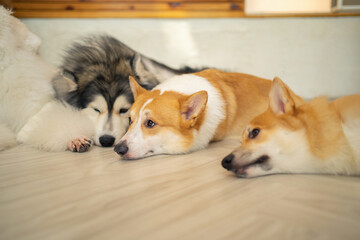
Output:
[
  {"left": 129, "top": 76, "right": 147, "bottom": 99},
  {"left": 269, "top": 77, "right": 297, "bottom": 115},
  {"left": 180, "top": 91, "right": 208, "bottom": 128}
]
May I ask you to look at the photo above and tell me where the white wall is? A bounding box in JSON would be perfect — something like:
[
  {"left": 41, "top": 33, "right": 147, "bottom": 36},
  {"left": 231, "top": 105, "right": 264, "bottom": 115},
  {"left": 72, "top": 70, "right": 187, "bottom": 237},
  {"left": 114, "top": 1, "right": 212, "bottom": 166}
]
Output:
[
  {"left": 22, "top": 17, "right": 360, "bottom": 99},
  {"left": 245, "top": 0, "right": 332, "bottom": 14}
]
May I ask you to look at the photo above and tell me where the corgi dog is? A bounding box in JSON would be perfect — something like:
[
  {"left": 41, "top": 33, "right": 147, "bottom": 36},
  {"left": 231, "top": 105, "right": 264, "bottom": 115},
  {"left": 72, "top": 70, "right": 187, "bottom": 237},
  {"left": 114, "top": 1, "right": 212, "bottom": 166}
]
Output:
[
  {"left": 114, "top": 69, "right": 271, "bottom": 159},
  {"left": 222, "top": 77, "right": 360, "bottom": 177}
]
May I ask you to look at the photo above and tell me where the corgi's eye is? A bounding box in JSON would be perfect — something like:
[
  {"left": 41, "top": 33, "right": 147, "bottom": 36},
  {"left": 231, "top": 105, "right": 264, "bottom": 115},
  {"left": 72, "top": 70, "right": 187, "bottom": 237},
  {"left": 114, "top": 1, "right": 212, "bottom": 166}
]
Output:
[
  {"left": 93, "top": 108, "right": 101, "bottom": 113},
  {"left": 145, "top": 119, "right": 156, "bottom": 128},
  {"left": 129, "top": 117, "right": 132, "bottom": 125},
  {"left": 119, "top": 108, "right": 129, "bottom": 114},
  {"left": 249, "top": 128, "right": 260, "bottom": 139}
]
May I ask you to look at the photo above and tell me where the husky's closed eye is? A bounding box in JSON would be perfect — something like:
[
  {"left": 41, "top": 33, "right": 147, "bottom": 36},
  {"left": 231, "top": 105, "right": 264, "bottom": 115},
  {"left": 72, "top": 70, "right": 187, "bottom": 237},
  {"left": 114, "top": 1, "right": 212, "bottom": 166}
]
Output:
[
  {"left": 119, "top": 108, "right": 128, "bottom": 114},
  {"left": 85, "top": 95, "right": 131, "bottom": 147}
]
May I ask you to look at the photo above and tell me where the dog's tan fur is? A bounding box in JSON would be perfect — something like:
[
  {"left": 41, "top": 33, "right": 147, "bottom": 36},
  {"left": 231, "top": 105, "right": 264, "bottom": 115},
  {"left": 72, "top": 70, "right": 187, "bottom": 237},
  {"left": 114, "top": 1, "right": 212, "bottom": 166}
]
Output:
[
  {"left": 115, "top": 69, "right": 272, "bottom": 159},
  {"left": 222, "top": 77, "right": 360, "bottom": 177},
  {"left": 194, "top": 70, "right": 271, "bottom": 141}
]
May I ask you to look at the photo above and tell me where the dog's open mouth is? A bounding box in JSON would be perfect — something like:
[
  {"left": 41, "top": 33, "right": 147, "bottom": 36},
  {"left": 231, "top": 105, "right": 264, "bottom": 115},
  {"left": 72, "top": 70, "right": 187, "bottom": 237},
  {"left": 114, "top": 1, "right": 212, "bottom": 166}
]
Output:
[{"left": 233, "top": 155, "right": 269, "bottom": 176}]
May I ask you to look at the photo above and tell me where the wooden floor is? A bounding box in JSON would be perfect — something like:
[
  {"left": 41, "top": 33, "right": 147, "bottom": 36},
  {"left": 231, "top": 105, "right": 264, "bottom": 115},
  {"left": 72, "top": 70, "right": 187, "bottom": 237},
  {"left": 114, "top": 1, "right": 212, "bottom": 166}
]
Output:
[{"left": 0, "top": 139, "right": 360, "bottom": 240}]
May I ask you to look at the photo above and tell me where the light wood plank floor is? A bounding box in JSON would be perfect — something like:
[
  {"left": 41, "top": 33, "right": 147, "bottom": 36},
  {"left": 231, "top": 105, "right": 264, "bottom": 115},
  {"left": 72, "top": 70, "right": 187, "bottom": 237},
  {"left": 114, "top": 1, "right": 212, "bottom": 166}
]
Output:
[{"left": 0, "top": 139, "right": 360, "bottom": 240}]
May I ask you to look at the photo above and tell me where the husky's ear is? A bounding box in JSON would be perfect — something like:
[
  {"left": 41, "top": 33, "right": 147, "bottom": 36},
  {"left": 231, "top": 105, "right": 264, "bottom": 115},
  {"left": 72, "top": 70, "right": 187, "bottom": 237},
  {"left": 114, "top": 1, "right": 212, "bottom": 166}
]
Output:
[
  {"left": 129, "top": 76, "right": 148, "bottom": 99},
  {"left": 132, "top": 53, "right": 177, "bottom": 84},
  {"left": 269, "top": 77, "right": 303, "bottom": 115},
  {"left": 180, "top": 91, "right": 208, "bottom": 128},
  {"left": 52, "top": 70, "right": 78, "bottom": 98}
]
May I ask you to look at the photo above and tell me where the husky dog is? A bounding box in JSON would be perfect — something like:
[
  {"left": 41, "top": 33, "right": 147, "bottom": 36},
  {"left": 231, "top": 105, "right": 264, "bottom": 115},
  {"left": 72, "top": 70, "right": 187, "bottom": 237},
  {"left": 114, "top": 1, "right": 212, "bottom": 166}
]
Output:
[
  {"left": 53, "top": 35, "right": 202, "bottom": 147},
  {"left": 0, "top": 7, "right": 94, "bottom": 152}
]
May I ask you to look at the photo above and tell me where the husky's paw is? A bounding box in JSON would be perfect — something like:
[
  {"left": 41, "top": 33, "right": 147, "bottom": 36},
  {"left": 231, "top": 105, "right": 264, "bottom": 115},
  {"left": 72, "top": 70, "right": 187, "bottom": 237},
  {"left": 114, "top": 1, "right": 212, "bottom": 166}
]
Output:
[{"left": 68, "top": 137, "right": 92, "bottom": 153}]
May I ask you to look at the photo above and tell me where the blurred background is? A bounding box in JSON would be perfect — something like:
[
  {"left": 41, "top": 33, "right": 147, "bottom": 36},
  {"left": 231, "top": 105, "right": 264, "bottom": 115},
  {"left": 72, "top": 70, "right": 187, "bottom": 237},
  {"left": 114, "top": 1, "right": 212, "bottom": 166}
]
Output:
[{"left": 3, "top": 0, "right": 360, "bottom": 98}]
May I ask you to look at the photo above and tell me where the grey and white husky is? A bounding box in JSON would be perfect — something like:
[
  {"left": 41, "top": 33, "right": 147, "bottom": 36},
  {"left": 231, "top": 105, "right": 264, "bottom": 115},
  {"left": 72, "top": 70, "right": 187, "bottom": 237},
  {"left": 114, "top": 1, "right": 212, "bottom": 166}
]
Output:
[{"left": 53, "top": 35, "right": 203, "bottom": 147}]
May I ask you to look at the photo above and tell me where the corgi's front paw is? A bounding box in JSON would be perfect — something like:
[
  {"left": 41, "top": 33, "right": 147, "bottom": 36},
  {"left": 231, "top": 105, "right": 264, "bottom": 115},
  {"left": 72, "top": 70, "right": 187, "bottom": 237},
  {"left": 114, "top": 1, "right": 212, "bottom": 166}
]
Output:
[{"left": 68, "top": 137, "right": 92, "bottom": 153}]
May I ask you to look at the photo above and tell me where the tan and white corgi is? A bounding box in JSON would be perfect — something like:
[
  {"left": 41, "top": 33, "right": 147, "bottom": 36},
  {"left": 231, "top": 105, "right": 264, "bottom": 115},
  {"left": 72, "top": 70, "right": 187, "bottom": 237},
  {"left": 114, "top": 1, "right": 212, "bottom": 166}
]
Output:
[
  {"left": 222, "top": 77, "right": 360, "bottom": 177},
  {"left": 114, "top": 69, "right": 271, "bottom": 159}
]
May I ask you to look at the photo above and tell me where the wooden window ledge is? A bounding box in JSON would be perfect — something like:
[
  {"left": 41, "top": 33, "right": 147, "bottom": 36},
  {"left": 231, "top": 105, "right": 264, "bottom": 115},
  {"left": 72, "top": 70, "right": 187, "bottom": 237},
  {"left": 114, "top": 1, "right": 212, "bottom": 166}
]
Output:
[{"left": 2, "top": 0, "right": 360, "bottom": 18}]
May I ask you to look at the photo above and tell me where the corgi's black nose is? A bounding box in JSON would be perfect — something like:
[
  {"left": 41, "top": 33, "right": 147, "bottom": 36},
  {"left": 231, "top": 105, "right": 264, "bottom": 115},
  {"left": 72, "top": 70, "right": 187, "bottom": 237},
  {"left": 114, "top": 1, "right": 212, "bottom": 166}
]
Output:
[
  {"left": 222, "top": 153, "right": 234, "bottom": 170},
  {"left": 114, "top": 140, "right": 128, "bottom": 155},
  {"left": 99, "top": 135, "right": 115, "bottom": 147}
]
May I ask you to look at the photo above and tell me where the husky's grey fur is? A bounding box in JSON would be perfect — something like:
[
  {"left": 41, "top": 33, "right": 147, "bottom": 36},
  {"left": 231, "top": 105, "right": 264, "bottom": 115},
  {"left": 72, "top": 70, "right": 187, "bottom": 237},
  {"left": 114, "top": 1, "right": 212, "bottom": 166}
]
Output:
[{"left": 53, "top": 35, "right": 203, "bottom": 147}]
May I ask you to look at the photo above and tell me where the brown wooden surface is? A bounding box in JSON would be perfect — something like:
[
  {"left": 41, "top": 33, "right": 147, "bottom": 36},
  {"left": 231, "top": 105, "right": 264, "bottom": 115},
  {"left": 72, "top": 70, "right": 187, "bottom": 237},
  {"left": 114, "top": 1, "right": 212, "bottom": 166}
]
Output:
[
  {"left": 11, "top": 2, "right": 244, "bottom": 12},
  {"left": 2, "top": 0, "right": 245, "bottom": 18},
  {"left": 9, "top": 0, "right": 239, "bottom": 2},
  {"left": 0, "top": 0, "right": 360, "bottom": 18},
  {"left": 2, "top": 0, "right": 360, "bottom": 18}
]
